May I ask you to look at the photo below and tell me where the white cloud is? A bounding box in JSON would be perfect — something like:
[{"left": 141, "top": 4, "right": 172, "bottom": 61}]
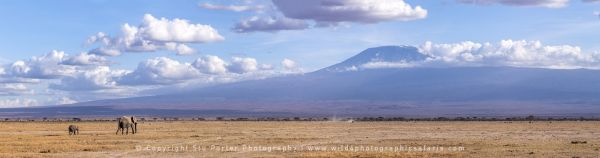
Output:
[
  {"left": 87, "top": 14, "right": 224, "bottom": 56},
  {"left": 61, "top": 52, "right": 108, "bottom": 65},
  {"left": 116, "top": 56, "right": 293, "bottom": 87},
  {"left": 89, "top": 47, "right": 121, "bottom": 56},
  {"left": 0, "top": 49, "right": 303, "bottom": 107},
  {"left": 281, "top": 58, "right": 305, "bottom": 73},
  {"left": 361, "top": 61, "right": 416, "bottom": 69},
  {"left": 281, "top": 58, "right": 296, "bottom": 69},
  {"left": 418, "top": 40, "right": 600, "bottom": 69},
  {"left": 57, "top": 97, "right": 77, "bottom": 105},
  {"left": 260, "top": 64, "right": 274, "bottom": 70},
  {"left": 594, "top": 11, "right": 600, "bottom": 18},
  {"left": 272, "top": 0, "right": 427, "bottom": 23},
  {"left": 118, "top": 57, "right": 200, "bottom": 85},
  {"left": 139, "top": 14, "right": 224, "bottom": 43},
  {"left": 0, "top": 83, "right": 34, "bottom": 96},
  {"left": 193, "top": 55, "right": 229, "bottom": 74},
  {"left": 50, "top": 66, "right": 128, "bottom": 91},
  {"left": 228, "top": 57, "right": 259, "bottom": 73},
  {"left": 0, "top": 98, "right": 38, "bottom": 108},
  {"left": 200, "top": 3, "right": 265, "bottom": 12},
  {"left": 4, "top": 50, "right": 75, "bottom": 79},
  {"left": 165, "top": 43, "right": 196, "bottom": 55},
  {"left": 457, "top": 0, "right": 570, "bottom": 8},
  {"left": 233, "top": 16, "right": 309, "bottom": 33}
]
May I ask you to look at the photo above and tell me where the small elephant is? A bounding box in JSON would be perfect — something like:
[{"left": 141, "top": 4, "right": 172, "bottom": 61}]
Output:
[{"left": 68, "top": 125, "right": 79, "bottom": 135}]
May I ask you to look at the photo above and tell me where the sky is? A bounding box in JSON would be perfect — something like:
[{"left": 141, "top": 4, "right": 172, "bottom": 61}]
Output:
[{"left": 0, "top": 0, "right": 598, "bottom": 107}]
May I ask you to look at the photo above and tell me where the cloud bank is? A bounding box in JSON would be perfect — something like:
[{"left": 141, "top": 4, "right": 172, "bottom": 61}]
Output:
[
  {"left": 418, "top": 40, "right": 600, "bottom": 69},
  {"left": 357, "top": 40, "right": 600, "bottom": 70},
  {"left": 1, "top": 47, "right": 303, "bottom": 107}
]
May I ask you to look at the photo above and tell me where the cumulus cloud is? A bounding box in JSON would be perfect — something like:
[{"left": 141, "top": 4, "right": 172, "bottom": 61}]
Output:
[
  {"left": 233, "top": 16, "right": 309, "bottom": 33},
  {"left": 0, "top": 98, "right": 38, "bottom": 108},
  {"left": 116, "top": 56, "right": 290, "bottom": 86},
  {"left": 87, "top": 14, "right": 224, "bottom": 56},
  {"left": 457, "top": 0, "right": 570, "bottom": 8},
  {"left": 280, "top": 58, "right": 304, "bottom": 73},
  {"left": 272, "top": 0, "right": 427, "bottom": 23},
  {"left": 165, "top": 43, "right": 196, "bottom": 55},
  {"left": 4, "top": 50, "right": 75, "bottom": 79},
  {"left": 89, "top": 47, "right": 121, "bottom": 56},
  {"left": 281, "top": 58, "right": 297, "bottom": 70},
  {"left": 417, "top": 40, "right": 600, "bottom": 69},
  {"left": 61, "top": 52, "right": 108, "bottom": 65},
  {"left": 192, "top": 55, "right": 229, "bottom": 74},
  {"left": 228, "top": 57, "right": 260, "bottom": 73},
  {"left": 1, "top": 49, "right": 302, "bottom": 107},
  {"left": 50, "top": 66, "right": 128, "bottom": 91},
  {"left": 138, "top": 14, "right": 224, "bottom": 43},
  {"left": 118, "top": 57, "right": 200, "bottom": 85},
  {"left": 594, "top": 11, "right": 600, "bottom": 18},
  {"left": 200, "top": 3, "right": 265, "bottom": 12},
  {"left": 349, "top": 40, "right": 600, "bottom": 71}
]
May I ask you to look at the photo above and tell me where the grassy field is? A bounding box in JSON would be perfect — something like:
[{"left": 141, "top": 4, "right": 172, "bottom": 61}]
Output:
[{"left": 0, "top": 121, "right": 598, "bottom": 157}]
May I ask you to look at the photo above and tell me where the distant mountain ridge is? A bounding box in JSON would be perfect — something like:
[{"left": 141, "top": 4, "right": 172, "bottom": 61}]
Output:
[
  {"left": 3, "top": 45, "right": 600, "bottom": 117},
  {"left": 321, "top": 45, "right": 429, "bottom": 72}
]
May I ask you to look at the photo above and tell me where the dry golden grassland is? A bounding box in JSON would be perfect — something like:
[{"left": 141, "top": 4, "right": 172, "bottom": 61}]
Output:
[{"left": 0, "top": 121, "right": 598, "bottom": 157}]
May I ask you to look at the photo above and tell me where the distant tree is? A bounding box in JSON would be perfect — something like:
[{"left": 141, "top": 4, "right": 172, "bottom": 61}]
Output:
[
  {"left": 526, "top": 115, "right": 535, "bottom": 121},
  {"left": 236, "top": 118, "right": 249, "bottom": 121}
]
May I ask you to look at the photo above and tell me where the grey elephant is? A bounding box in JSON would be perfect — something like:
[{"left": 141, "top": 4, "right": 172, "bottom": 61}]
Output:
[
  {"left": 116, "top": 116, "right": 137, "bottom": 135},
  {"left": 68, "top": 125, "right": 79, "bottom": 135}
]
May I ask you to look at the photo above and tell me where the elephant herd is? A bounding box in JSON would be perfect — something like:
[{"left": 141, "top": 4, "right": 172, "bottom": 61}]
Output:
[{"left": 68, "top": 116, "right": 138, "bottom": 135}]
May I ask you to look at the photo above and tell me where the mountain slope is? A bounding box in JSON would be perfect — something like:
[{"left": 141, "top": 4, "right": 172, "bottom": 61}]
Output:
[{"left": 5, "top": 46, "right": 600, "bottom": 117}]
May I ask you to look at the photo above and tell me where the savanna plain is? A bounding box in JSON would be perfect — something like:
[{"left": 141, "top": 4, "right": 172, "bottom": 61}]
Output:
[{"left": 0, "top": 121, "right": 599, "bottom": 157}]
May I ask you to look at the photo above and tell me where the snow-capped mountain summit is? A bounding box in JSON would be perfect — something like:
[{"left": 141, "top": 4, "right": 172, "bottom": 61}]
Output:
[{"left": 322, "top": 45, "right": 429, "bottom": 72}]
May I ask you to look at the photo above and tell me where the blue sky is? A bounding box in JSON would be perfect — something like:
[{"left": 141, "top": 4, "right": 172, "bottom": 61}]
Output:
[{"left": 0, "top": 0, "right": 598, "bottom": 107}]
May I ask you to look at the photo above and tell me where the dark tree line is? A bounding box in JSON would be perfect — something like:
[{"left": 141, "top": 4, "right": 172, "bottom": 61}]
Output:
[{"left": 1, "top": 115, "right": 599, "bottom": 122}]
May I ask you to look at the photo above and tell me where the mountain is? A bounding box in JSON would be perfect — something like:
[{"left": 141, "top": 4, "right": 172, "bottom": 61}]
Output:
[
  {"left": 321, "top": 45, "right": 428, "bottom": 72},
  {"left": 3, "top": 46, "right": 600, "bottom": 118}
]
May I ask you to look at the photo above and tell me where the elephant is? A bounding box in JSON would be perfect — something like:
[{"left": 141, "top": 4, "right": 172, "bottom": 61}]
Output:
[
  {"left": 68, "top": 125, "right": 79, "bottom": 135},
  {"left": 116, "top": 116, "right": 137, "bottom": 135}
]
